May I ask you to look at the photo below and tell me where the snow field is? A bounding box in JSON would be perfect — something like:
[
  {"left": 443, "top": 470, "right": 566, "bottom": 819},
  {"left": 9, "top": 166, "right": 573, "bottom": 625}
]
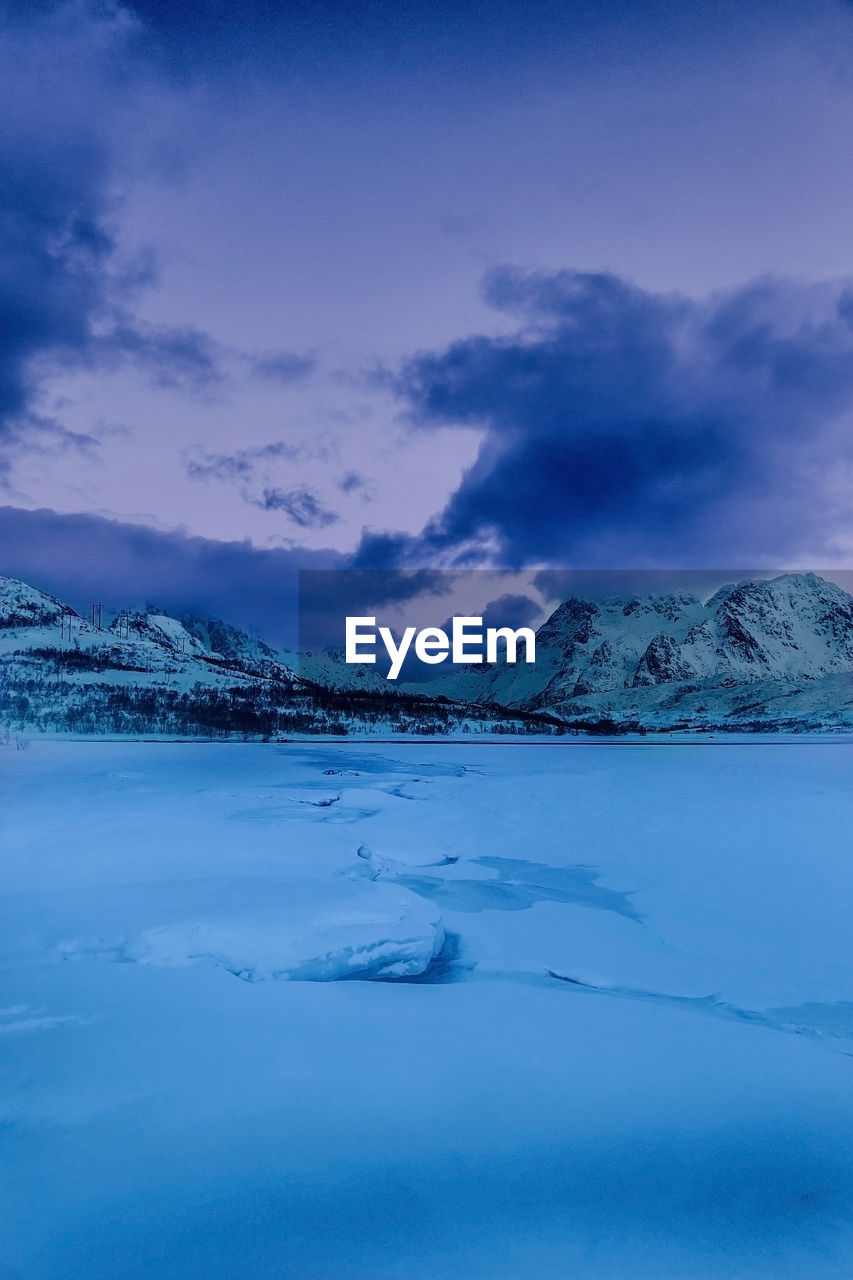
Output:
[{"left": 2, "top": 739, "right": 853, "bottom": 1278}]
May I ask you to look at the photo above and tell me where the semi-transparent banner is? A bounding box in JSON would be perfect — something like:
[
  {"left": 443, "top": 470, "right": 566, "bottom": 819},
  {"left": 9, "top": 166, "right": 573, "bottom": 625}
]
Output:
[{"left": 296, "top": 568, "right": 853, "bottom": 733}]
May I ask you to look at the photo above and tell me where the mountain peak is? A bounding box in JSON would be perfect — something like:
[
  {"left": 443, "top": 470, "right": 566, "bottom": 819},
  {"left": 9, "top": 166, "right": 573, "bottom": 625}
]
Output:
[
  {"left": 3, "top": 571, "right": 852, "bottom": 735},
  {"left": 443, "top": 572, "right": 853, "bottom": 730},
  {"left": 0, "top": 577, "right": 78, "bottom": 629}
]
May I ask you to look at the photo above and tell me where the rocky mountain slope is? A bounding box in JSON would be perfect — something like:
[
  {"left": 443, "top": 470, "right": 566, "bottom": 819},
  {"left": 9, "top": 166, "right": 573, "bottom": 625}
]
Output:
[
  {"left": 2, "top": 572, "right": 852, "bottom": 735},
  {"left": 423, "top": 573, "right": 853, "bottom": 731},
  {"left": 0, "top": 577, "right": 550, "bottom": 738}
]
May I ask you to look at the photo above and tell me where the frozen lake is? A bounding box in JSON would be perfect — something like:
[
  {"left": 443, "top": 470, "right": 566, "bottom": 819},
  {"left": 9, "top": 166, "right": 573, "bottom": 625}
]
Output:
[{"left": 2, "top": 739, "right": 853, "bottom": 1278}]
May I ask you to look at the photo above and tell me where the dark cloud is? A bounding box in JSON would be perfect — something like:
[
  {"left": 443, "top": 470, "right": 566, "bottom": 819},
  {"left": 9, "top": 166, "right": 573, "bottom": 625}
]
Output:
[
  {"left": 116, "top": 0, "right": 584, "bottom": 68},
  {"left": 337, "top": 470, "right": 368, "bottom": 495},
  {"left": 250, "top": 351, "right": 316, "bottom": 384},
  {"left": 185, "top": 441, "right": 307, "bottom": 484},
  {"left": 257, "top": 486, "right": 339, "bottom": 527},
  {"left": 6, "top": 506, "right": 851, "bottom": 659},
  {"left": 389, "top": 267, "right": 853, "bottom": 566},
  {"left": 0, "top": 3, "right": 233, "bottom": 476},
  {"left": 101, "top": 318, "right": 225, "bottom": 390},
  {"left": 298, "top": 567, "right": 455, "bottom": 652},
  {"left": 351, "top": 530, "right": 420, "bottom": 569},
  {"left": 478, "top": 591, "right": 541, "bottom": 632},
  {"left": 0, "top": 505, "right": 341, "bottom": 647},
  {"left": 185, "top": 443, "right": 339, "bottom": 527},
  {"left": 0, "top": 123, "right": 111, "bottom": 466},
  {"left": 13, "top": 414, "right": 102, "bottom": 459},
  {"left": 119, "top": 0, "right": 776, "bottom": 89}
]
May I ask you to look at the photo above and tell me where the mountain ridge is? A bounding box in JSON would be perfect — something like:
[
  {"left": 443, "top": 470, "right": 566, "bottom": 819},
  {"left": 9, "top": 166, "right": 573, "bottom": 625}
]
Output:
[
  {"left": 2, "top": 572, "right": 852, "bottom": 735},
  {"left": 0, "top": 575, "right": 550, "bottom": 738},
  {"left": 424, "top": 572, "right": 853, "bottom": 717}
]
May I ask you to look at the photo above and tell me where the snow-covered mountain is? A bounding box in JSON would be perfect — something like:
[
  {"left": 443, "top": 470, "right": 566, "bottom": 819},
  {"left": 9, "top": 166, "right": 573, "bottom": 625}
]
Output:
[
  {"left": 2, "top": 572, "right": 852, "bottom": 735},
  {"left": 0, "top": 576, "right": 302, "bottom": 735},
  {"left": 0, "top": 577, "right": 548, "bottom": 738},
  {"left": 407, "top": 573, "right": 853, "bottom": 732},
  {"left": 290, "top": 645, "right": 392, "bottom": 696},
  {"left": 0, "top": 576, "right": 294, "bottom": 678}
]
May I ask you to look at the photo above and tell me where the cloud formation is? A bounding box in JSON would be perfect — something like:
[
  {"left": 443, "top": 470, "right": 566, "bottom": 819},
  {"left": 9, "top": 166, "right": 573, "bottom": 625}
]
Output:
[
  {"left": 478, "top": 591, "right": 542, "bottom": 633},
  {"left": 391, "top": 267, "right": 853, "bottom": 566},
  {"left": 185, "top": 442, "right": 339, "bottom": 527},
  {"left": 0, "top": 3, "right": 319, "bottom": 482},
  {"left": 184, "top": 442, "right": 308, "bottom": 485},
  {"left": 102, "top": 318, "right": 225, "bottom": 391},
  {"left": 249, "top": 351, "right": 316, "bottom": 384},
  {"left": 0, "top": 4, "right": 234, "bottom": 476},
  {"left": 0, "top": 505, "right": 340, "bottom": 646},
  {"left": 0, "top": 15, "right": 113, "bottom": 465},
  {"left": 5, "top": 3, "right": 853, "bottom": 584},
  {"left": 257, "top": 487, "right": 338, "bottom": 527}
]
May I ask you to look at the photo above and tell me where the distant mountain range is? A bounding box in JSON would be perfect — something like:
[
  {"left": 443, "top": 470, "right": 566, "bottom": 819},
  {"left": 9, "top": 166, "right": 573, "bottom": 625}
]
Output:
[
  {"left": 0, "top": 576, "right": 549, "bottom": 738},
  {"left": 1, "top": 573, "right": 852, "bottom": 736},
  {"left": 422, "top": 572, "right": 853, "bottom": 732}
]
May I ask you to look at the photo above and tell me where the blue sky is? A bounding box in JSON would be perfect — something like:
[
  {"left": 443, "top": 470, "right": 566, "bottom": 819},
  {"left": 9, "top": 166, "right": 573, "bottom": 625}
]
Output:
[{"left": 2, "top": 0, "right": 853, "bottom": 634}]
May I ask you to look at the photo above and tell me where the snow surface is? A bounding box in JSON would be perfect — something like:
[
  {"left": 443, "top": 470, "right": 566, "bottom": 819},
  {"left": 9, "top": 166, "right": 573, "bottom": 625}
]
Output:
[
  {"left": 2, "top": 739, "right": 853, "bottom": 1278},
  {"left": 60, "top": 882, "right": 445, "bottom": 982}
]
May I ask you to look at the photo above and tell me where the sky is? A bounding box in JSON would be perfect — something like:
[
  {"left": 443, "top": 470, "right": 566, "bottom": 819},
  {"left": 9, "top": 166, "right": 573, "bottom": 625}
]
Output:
[{"left": 2, "top": 0, "right": 853, "bottom": 639}]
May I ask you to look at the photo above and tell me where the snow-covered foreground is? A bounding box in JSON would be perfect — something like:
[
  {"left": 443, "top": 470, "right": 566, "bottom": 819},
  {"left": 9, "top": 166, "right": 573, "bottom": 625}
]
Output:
[{"left": 2, "top": 740, "right": 853, "bottom": 1279}]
